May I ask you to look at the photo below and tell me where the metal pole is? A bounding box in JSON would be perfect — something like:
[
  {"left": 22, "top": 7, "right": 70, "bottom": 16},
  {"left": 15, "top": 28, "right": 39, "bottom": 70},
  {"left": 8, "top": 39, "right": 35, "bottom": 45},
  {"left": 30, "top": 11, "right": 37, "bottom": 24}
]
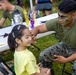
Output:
[{"left": 29, "top": 0, "right": 33, "bottom": 10}]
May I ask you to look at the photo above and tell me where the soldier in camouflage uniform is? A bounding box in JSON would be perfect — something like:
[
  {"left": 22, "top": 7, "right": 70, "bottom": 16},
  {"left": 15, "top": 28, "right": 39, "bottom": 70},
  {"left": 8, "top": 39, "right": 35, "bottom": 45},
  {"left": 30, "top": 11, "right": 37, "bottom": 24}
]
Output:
[{"left": 31, "top": 0, "right": 76, "bottom": 75}]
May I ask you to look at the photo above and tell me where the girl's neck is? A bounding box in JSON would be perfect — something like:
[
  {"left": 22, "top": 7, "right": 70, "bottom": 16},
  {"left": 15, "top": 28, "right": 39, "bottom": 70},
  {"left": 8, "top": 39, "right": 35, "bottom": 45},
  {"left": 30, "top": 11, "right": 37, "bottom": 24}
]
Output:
[{"left": 16, "top": 46, "right": 26, "bottom": 52}]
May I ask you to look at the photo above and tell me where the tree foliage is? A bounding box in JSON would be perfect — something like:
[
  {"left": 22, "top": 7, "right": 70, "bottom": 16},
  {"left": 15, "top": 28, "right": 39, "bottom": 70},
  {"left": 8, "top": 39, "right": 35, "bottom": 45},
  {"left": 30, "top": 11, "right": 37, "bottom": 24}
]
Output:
[{"left": 11, "top": 0, "right": 61, "bottom": 7}]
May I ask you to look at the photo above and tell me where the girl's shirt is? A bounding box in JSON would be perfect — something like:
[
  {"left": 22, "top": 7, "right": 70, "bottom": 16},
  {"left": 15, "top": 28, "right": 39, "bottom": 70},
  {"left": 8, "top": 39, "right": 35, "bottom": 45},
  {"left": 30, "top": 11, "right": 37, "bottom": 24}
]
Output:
[{"left": 14, "top": 48, "right": 40, "bottom": 75}]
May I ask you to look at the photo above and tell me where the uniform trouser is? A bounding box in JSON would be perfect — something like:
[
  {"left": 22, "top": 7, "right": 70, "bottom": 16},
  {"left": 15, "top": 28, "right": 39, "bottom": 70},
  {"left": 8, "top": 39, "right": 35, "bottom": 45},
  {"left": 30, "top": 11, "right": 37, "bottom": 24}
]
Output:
[{"left": 40, "top": 42, "right": 76, "bottom": 75}]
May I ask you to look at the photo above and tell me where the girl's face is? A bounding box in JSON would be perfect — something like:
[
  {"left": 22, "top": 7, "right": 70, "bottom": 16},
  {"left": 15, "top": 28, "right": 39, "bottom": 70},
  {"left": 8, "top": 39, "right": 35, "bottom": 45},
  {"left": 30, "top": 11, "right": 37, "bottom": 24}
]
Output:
[
  {"left": 21, "top": 29, "right": 32, "bottom": 46},
  {"left": 17, "top": 29, "right": 32, "bottom": 47}
]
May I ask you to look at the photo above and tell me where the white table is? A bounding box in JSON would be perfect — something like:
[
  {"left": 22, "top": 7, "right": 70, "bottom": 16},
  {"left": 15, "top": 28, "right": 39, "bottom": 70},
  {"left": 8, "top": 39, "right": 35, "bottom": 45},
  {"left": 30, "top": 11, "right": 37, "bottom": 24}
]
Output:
[{"left": 0, "top": 13, "right": 58, "bottom": 52}]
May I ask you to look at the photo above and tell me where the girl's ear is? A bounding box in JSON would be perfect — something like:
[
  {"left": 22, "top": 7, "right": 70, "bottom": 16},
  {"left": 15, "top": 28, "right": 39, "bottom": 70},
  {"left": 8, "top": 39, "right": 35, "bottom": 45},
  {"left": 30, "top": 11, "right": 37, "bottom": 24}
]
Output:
[{"left": 15, "top": 38, "right": 21, "bottom": 44}]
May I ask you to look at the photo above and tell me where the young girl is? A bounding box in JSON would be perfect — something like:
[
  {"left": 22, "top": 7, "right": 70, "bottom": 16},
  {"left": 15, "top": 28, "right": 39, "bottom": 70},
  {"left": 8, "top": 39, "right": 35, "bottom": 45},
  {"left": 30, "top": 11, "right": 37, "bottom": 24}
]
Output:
[{"left": 8, "top": 24, "right": 50, "bottom": 75}]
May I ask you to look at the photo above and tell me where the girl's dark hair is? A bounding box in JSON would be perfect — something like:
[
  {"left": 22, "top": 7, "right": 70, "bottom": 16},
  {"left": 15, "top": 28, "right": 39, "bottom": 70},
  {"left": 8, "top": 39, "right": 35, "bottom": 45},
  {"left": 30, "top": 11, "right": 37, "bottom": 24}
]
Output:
[
  {"left": 8, "top": 24, "right": 28, "bottom": 51},
  {"left": 58, "top": 0, "right": 76, "bottom": 13}
]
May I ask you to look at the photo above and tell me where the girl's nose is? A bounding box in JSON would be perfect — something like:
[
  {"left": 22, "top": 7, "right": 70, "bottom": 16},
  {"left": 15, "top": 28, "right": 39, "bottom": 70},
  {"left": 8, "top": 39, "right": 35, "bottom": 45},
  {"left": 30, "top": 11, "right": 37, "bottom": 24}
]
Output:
[{"left": 29, "top": 36, "right": 32, "bottom": 41}]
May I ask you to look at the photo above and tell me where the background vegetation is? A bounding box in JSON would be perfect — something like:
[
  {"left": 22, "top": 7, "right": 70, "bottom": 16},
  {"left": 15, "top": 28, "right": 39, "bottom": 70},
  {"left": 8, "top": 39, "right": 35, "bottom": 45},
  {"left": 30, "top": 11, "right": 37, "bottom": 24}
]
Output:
[{"left": 0, "top": 0, "right": 72, "bottom": 75}]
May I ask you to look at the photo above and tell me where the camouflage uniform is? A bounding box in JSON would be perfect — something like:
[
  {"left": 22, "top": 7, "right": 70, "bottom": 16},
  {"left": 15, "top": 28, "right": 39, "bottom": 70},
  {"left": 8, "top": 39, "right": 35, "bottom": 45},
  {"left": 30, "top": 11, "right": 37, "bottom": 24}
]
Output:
[{"left": 40, "top": 42, "right": 76, "bottom": 75}]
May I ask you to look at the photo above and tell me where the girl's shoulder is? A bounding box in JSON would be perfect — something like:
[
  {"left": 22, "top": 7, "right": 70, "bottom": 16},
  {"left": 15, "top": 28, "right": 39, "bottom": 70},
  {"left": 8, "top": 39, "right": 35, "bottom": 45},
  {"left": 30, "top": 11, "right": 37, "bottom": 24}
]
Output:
[{"left": 25, "top": 49, "right": 36, "bottom": 60}]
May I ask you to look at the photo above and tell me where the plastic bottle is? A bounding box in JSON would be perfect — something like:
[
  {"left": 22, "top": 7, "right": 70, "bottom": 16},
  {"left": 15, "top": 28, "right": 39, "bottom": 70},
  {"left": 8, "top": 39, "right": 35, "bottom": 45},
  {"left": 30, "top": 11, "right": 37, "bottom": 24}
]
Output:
[
  {"left": 13, "top": 10, "right": 23, "bottom": 25},
  {"left": 36, "top": 10, "right": 40, "bottom": 18},
  {"left": 11, "top": 19, "right": 15, "bottom": 27}
]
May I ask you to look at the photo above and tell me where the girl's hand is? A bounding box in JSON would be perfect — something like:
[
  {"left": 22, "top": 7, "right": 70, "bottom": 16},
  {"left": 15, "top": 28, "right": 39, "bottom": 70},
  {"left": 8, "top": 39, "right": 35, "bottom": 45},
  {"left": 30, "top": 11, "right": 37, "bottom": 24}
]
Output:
[
  {"left": 53, "top": 55, "right": 67, "bottom": 63},
  {"left": 40, "top": 68, "right": 51, "bottom": 75},
  {"left": 38, "top": 63, "right": 51, "bottom": 75},
  {"left": 38, "top": 63, "right": 42, "bottom": 71}
]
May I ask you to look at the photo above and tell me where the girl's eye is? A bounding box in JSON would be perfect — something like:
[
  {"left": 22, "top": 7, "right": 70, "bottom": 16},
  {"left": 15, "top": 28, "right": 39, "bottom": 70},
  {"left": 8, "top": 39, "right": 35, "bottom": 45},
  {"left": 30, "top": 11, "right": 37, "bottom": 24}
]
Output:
[
  {"left": 25, "top": 36, "right": 29, "bottom": 39},
  {"left": 25, "top": 34, "right": 32, "bottom": 39}
]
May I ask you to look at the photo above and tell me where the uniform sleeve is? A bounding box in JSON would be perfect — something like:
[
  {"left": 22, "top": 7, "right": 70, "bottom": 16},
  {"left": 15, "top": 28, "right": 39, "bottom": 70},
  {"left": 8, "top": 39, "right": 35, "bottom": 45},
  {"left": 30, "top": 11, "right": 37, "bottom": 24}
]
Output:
[
  {"left": 2, "top": 11, "right": 7, "bottom": 19},
  {"left": 25, "top": 60, "right": 39, "bottom": 74},
  {"left": 46, "top": 18, "right": 59, "bottom": 31}
]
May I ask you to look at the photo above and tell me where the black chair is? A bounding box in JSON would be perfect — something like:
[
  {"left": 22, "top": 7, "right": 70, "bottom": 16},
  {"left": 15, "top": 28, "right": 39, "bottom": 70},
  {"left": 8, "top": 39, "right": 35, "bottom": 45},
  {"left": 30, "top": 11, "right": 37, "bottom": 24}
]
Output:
[
  {"left": 0, "top": 56, "right": 16, "bottom": 75},
  {"left": 61, "top": 62, "right": 73, "bottom": 75}
]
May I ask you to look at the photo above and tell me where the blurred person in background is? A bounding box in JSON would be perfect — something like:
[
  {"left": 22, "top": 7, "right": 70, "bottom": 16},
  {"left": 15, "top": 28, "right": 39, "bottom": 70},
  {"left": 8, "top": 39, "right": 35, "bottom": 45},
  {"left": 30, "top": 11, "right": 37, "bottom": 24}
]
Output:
[
  {"left": 0, "top": 0, "right": 25, "bottom": 28},
  {"left": 35, "top": 0, "right": 53, "bottom": 17}
]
